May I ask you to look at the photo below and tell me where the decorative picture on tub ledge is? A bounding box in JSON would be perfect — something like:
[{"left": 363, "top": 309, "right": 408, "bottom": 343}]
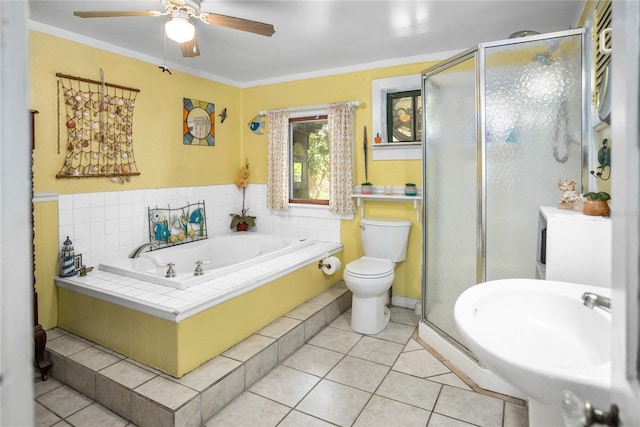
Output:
[
  {"left": 148, "top": 202, "right": 207, "bottom": 249},
  {"left": 183, "top": 98, "right": 215, "bottom": 146}
]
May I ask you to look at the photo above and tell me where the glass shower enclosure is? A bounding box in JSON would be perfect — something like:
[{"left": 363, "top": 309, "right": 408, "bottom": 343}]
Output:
[{"left": 422, "top": 29, "right": 585, "bottom": 355}]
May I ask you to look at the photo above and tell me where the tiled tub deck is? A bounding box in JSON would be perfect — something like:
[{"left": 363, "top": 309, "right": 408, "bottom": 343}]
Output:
[{"left": 43, "top": 282, "right": 352, "bottom": 427}]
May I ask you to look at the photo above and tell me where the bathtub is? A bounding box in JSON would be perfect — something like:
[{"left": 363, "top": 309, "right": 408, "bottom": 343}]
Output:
[
  {"left": 55, "top": 236, "right": 343, "bottom": 376},
  {"left": 99, "top": 233, "right": 313, "bottom": 289}
]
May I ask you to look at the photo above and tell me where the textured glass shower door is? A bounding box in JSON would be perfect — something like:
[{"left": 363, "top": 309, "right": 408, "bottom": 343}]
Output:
[
  {"left": 424, "top": 54, "right": 478, "bottom": 347},
  {"left": 423, "top": 30, "right": 584, "bottom": 353}
]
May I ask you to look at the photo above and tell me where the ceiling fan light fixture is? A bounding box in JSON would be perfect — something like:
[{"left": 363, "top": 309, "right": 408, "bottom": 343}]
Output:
[{"left": 165, "top": 17, "right": 195, "bottom": 43}]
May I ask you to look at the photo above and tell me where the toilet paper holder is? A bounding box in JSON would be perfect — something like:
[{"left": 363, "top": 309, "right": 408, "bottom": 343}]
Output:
[
  {"left": 318, "top": 259, "right": 334, "bottom": 269},
  {"left": 318, "top": 256, "right": 341, "bottom": 275}
]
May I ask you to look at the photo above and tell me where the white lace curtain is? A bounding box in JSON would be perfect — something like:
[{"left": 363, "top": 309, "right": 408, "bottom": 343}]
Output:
[
  {"left": 328, "top": 102, "right": 356, "bottom": 214},
  {"left": 266, "top": 102, "right": 356, "bottom": 214},
  {"left": 266, "top": 109, "right": 289, "bottom": 209}
]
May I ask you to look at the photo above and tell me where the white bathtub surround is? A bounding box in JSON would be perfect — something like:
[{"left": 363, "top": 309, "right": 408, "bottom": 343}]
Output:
[
  {"left": 55, "top": 240, "right": 342, "bottom": 322},
  {"left": 56, "top": 184, "right": 344, "bottom": 268}
]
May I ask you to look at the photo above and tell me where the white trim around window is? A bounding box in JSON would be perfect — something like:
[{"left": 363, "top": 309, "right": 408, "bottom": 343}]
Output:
[{"left": 371, "top": 74, "right": 422, "bottom": 160}]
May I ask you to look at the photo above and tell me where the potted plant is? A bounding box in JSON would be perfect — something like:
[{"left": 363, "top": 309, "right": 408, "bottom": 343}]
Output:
[
  {"left": 361, "top": 182, "right": 373, "bottom": 195},
  {"left": 230, "top": 208, "right": 256, "bottom": 231},
  {"left": 230, "top": 159, "right": 257, "bottom": 231},
  {"left": 582, "top": 191, "right": 611, "bottom": 217},
  {"left": 405, "top": 182, "right": 417, "bottom": 196}
]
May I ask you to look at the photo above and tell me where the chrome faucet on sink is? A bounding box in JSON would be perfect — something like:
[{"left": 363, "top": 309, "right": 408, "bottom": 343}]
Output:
[{"left": 582, "top": 292, "right": 611, "bottom": 311}]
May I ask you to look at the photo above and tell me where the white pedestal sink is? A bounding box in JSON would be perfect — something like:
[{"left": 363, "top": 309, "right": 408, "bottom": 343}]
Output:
[{"left": 454, "top": 279, "right": 611, "bottom": 426}]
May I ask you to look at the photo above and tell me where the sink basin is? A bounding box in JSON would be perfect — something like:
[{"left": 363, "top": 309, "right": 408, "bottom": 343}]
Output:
[{"left": 454, "top": 279, "right": 611, "bottom": 418}]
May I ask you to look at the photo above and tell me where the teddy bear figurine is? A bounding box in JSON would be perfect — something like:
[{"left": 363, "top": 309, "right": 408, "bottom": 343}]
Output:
[{"left": 556, "top": 179, "right": 584, "bottom": 211}]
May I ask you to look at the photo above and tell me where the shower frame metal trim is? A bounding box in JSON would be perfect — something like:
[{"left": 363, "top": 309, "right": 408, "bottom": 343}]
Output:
[{"left": 420, "top": 28, "right": 587, "bottom": 359}]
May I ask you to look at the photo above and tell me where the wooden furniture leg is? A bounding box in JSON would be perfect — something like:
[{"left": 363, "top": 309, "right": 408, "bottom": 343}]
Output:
[
  {"left": 33, "top": 292, "right": 51, "bottom": 381},
  {"left": 31, "top": 109, "right": 51, "bottom": 381}
]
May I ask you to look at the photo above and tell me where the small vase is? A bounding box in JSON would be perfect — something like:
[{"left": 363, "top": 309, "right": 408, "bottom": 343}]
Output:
[
  {"left": 361, "top": 185, "right": 373, "bottom": 195},
  {"left": 405, "top": 187, "right": 417, "bottom": 196},
  {"left": 583, "top": 199, "right": 610, "bottom": 217},
  {"left": 236, "top": 223, "right": 249, "bottom": 232}
]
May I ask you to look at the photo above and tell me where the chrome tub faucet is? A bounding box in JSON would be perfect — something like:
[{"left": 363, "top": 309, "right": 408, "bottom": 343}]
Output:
[{"left": 128, "top": 242, "right": 158, "bottom": 259}]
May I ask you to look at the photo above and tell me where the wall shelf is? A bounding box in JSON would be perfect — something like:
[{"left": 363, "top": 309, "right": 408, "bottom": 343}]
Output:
[{"left": 352, "top": 191, "right": 422, "bottom": 221}]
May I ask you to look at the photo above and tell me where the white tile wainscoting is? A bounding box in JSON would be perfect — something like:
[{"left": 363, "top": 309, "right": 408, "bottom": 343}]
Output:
[{"left": 47, "top": 184, "right": 347, "bottom": 269}]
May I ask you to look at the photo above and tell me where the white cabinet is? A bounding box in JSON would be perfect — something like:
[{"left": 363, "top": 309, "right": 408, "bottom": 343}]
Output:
[{"left": 537, "top": 206, "right": 612, "bottom": 288}]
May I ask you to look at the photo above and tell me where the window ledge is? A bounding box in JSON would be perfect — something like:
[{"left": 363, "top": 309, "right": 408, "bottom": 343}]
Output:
[{"left": 372, "top": 142, "right": 422, "bottom": 160}]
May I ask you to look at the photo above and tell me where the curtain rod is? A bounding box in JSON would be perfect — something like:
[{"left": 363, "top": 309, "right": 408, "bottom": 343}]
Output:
[{"left": 259, "top": 100, "right": 360, "bottom": 116}]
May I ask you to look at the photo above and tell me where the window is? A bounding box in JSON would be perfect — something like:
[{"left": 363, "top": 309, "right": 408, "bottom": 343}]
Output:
[
  {"left": 593, "top": 0, "right": 611, "bottom": 105},
  {"left": 386, "top": 90, "right": 422, "bottom": 142},
  {"left": 289, "top": 116, "right": 330, "bottom": 204},
  {"left": 371, "top": 74, "right": 422, "bottom": 160}
]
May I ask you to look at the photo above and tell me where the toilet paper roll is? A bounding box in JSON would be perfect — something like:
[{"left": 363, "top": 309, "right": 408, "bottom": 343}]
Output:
[{"left": 321, "top": 256, "right": 341, "bottom": 275}]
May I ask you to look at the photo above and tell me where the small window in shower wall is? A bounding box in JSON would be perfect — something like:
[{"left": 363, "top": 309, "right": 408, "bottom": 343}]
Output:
[{"left": 386, "top": 90, "right": 422, "bottom": 143}]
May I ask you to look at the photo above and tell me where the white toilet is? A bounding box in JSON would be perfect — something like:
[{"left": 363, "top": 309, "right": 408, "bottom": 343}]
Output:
[{"left": 344, "top": 218, "right": 412, "bottom": 334}]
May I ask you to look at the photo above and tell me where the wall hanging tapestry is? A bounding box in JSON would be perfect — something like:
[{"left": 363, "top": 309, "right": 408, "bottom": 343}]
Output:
[{"left": 56, "top": 70, "right": 141, "bottom": 183}]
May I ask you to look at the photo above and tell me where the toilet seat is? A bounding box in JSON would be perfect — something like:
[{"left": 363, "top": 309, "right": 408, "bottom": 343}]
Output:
[{"left": 345, "top": 256, "right": 394, "bottom": 279}]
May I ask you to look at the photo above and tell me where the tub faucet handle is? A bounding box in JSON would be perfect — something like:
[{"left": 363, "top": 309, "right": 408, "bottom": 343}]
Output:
[
  {"left": 165, "top": 262, "right": 176, "bottom": 278},
  {"left": 194, "top": 260, "right": 211, "bottom": 276}
]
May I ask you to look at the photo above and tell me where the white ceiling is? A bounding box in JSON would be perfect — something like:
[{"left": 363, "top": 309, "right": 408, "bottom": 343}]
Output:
[{"left": 28, "top": 0, "right": 585, "bottom": 87}]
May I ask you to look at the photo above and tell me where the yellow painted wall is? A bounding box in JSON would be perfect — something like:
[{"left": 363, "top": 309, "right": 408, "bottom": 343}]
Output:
[
  {"left": 30, "top": 31, "right": 243, "bottom": 194},
  {"left": 242, "top": 63, "right": 438, "bottom": 301},
  {"left": 31, "top": 30, "right": 434, "bottom": 330}
]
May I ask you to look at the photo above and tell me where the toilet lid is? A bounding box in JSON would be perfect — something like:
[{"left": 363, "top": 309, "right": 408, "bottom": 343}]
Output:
[{"left": 346, "top": 257, "right": 394, "bottom": 278}]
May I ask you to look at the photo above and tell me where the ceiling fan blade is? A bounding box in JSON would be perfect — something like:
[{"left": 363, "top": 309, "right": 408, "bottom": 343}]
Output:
[
  {"left": 203, "top": 13, "right": 275, "bottom": 37},
  {"left": 180, "top": 36, "right": 200, "bottom": 58},
  {"left": 74, "top": 11, "right": 159, "bottom": 18}
]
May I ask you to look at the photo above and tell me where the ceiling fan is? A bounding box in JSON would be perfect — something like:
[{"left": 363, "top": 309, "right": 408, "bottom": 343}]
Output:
[{"left": 73, "top": 0, "right": 275, "bottom": 58}]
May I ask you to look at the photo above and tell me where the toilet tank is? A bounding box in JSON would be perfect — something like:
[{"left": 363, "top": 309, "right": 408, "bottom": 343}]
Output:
[{"left": 361, "top": 218, "right": 412, "bottom": 262}]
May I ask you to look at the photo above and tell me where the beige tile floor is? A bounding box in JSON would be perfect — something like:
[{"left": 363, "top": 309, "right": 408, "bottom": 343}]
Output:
[{"left": 35, "top": 306, "right": 529, "bottom": 427}]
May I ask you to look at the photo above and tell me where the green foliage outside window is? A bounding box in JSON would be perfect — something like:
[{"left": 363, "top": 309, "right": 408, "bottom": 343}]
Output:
[{"left": 290, "top": 118, "right": 329, "bottom": 202}]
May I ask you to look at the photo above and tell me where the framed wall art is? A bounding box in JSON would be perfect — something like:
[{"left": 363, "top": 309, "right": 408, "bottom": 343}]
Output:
[{"left": 183, "top": 98, "right": 215, "bottom": 146}]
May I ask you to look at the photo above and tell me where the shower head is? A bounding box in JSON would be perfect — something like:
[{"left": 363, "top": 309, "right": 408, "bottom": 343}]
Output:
[
  {"left": 508, "top": 30, "right": 540, "bottom": 39},
  {"left": 533, "top": 51, "right": 554, "bottom": 66},
  {"left": 533, "top": 39, "right": 560, "bottom": 66},
  {"left": 508, "top": 30, "right": 555, "bottom": 65}
]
